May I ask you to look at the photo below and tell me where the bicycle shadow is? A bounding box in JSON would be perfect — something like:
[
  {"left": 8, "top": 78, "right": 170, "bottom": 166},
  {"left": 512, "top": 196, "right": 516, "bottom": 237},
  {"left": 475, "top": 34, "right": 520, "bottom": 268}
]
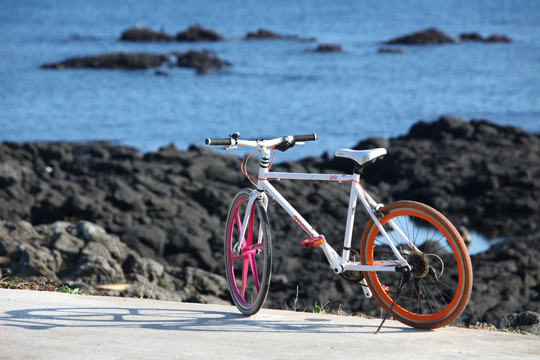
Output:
[{"left": 0, "top": 304, "right": 429, "bottom": 335}]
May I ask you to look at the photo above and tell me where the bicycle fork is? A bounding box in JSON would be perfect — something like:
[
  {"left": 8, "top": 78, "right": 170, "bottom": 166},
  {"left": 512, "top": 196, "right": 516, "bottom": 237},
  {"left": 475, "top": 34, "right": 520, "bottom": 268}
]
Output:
[{"left": 233, "top": 191, "right": 268, "bottom": 255}]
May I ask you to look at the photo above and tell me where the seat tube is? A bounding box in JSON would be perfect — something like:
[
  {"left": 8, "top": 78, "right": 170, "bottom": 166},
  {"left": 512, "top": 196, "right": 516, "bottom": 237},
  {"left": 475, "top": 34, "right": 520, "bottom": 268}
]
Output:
[
  {"left": 342, "top": 174, "right": 360, "bottom": 261},
  {"left": 256, "top": 153, "right": 270, "bottom": 191}
]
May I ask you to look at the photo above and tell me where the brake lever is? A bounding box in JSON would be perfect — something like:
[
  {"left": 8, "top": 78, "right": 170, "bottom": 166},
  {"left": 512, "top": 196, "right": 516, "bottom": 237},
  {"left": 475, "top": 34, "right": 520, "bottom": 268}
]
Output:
[{"left": 275, "top": 137, "right": 295, "bottom": 152}]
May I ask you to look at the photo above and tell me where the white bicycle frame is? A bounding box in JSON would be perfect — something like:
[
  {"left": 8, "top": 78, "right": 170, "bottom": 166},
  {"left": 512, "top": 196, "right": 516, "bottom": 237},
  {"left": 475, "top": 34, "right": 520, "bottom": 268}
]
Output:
[{"left": 234, "top": 143, "right": 417, "bottom": 299}]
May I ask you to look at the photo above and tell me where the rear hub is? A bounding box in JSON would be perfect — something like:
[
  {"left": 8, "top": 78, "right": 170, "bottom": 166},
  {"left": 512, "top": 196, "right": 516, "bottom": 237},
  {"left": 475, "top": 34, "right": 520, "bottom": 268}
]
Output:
[{"left": 408, "top": 251, "right": 430, "bottom": 279}]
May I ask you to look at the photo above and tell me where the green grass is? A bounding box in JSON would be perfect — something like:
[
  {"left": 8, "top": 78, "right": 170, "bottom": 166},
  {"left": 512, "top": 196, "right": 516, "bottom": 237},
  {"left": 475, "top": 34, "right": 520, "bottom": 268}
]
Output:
[
  {"left": 313, "top": 301, "right": 329, "bottom": 314},
  {"left": 59, "top": 284, "right": 83, "bottom": 294}
]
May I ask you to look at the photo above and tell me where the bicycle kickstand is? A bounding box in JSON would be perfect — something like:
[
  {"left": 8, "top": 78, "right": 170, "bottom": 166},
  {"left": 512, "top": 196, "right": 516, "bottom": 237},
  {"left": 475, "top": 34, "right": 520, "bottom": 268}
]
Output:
[{"left": 375, "top": 269, "right": 412, "bottom": 334}]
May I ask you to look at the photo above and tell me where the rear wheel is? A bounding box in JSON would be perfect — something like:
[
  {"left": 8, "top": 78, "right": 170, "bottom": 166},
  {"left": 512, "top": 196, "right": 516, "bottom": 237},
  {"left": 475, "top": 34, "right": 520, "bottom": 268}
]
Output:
[
  {"left": 224, "top": 189, "right": 272, "bottom": 315},
  {"left": 360, "top": 201, "right": 472, "bottom": 329}
]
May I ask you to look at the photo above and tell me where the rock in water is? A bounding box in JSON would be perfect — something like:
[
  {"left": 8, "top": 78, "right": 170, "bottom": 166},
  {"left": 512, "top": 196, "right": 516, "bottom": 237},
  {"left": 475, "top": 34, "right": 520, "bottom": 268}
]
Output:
[
  {"left": 121, "top": 27, "right": 176, "bottom": 42},
  {"left": 386, "top": 28, "right": 455, "bottom": 45},
  {"left": 176, "top": 25, "right": 224, "bottom": 42},
  {"left": 41, "top": 53, "right": 169, "bottom": 70},
  {"left": 175, "top": 50, "right": 232, "bottom": 74}
]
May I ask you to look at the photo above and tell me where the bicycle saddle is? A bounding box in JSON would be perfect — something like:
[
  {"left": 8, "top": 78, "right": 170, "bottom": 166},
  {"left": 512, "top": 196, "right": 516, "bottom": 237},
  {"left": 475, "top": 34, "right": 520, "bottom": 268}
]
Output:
[{"left": 335, "top": 148, "right": 387, "bottom": 166}]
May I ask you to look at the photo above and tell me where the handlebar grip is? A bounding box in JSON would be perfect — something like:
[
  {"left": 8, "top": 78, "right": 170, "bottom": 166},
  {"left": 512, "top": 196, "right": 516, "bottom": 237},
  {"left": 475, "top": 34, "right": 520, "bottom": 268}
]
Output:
[
  {"left": 205, "top": 138, "right": 233, "bottom": 146},
  {"left": 292, "top": 133, "right": 318, "bottom": 142}
]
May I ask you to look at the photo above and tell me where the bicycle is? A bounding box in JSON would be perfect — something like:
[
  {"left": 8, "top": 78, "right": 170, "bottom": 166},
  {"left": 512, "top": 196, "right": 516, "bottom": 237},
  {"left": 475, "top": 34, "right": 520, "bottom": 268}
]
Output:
[{"left": 205, "top": 133, "right": 473, "bottom": 330}]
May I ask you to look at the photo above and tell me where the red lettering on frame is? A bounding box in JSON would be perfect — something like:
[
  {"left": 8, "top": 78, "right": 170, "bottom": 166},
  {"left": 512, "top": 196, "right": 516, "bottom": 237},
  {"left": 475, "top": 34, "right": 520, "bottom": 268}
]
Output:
[
  {"left": 293, "top": 215, "right": 315, "bottom": 237},
  {"left": 329, "top": 175, "right": 338, "bottom": 181}
]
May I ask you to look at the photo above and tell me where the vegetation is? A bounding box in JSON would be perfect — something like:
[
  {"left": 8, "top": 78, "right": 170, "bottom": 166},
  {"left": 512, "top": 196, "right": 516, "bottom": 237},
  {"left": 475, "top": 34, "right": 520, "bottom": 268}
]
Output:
[
  {"left": 0, "top": 276, "right": 63, "bottom": 292},
  {"left": 0, "top": 276, "right": 92, "bottom": 295},
  {"left": 59, "top": 284, "right": 83, "bottom": 294},
  {"left": 313, "top": 301, "right": 327, "bottom": 314}
]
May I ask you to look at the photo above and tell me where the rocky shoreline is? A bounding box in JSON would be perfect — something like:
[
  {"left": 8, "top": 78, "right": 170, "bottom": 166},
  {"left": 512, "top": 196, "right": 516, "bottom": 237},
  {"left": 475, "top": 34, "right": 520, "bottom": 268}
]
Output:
[{"left": 0, "top": 116, "right": 538, "bottom": 334}]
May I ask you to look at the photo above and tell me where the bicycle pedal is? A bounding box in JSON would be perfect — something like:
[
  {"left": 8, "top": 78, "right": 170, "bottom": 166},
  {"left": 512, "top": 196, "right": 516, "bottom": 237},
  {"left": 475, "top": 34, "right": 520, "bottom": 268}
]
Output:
[{"left": 301, "top": 236, "right": 325, "bottom": 248}]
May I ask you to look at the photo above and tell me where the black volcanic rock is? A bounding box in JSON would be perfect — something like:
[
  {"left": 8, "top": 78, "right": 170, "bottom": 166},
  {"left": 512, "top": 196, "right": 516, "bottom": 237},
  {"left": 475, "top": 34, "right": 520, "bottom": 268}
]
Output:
[
  {"left": 0, "top": 118, "right": 539, "bottom": 327},
  {"left": 2, "top": 117, "right": 539, "bottom": 239},
  {"left": 41, "top": 53, "right": 169, "bottom": 70},
  {"left": 176, "top": 25, "right": 224, "bottom": 42},
  {"left": 485, "top": 34, "right": 513, "bottom": 43},
  {"left": 386, "top": 28, "right": 455, "bottom": 45},
  {"left": 41, "top": 50, "right": 231, "bottom": 74},
  {"left": 463, "top": 235, "right": 540, "bottom": 327},
  {"left": 386, "top": 29, "right": 513, "bottom": 46},
  {"left": 459, "top": 32, "right": 485, "bottom": 42},
  {"left": 174, "top": 50, "right": 232, "bottom": 74},
  {"left": 308, "top": 43, "right": 342, "bottom": 52},
  {"left": 121, "top": 27, "right": 176, "bottom": 42},
  {"left": 325, "top": 116, "right": 540, "bottom": 237},
  {"left": 246, "top": 28, "right": 298, "bottom": 40},
  {"left": 497, "top": 311, "right": 540, "bottom": 335},
  {"left": 459, "top": 32, "right": 513, "bottom": 43},
  {"left": 0, "top": 220, "right": 229, "bottom": 304},
  {"left": 1, "top": 219, "right": 538, "bottom": 329},
  {"left": 120, "top": 25, "right": 225, "bottom": 42}
]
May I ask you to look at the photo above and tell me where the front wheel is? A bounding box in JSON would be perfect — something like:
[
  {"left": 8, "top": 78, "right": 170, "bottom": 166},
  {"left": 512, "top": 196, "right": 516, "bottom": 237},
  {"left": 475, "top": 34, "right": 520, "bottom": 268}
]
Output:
[
  {"left": 224, "top": 189, "right": 272, "bottom": 315},
  {"left": 360, "top": 201, "right": 473, "bottom": 329}
]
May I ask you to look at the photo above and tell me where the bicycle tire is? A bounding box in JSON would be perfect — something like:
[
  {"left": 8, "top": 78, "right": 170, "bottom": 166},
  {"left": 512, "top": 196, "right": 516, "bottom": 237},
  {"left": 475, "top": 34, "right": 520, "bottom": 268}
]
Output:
[
  {"left": 360, "top": 200, "right": 473, "bottom": 329},
  {"left": 224, "top": 189, "right": 272, "bottom": 315}
]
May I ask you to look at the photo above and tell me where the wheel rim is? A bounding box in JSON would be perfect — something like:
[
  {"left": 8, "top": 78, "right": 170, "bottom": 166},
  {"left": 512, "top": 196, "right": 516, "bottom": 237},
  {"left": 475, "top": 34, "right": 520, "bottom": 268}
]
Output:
[
  {"left": 365, "top": 207, "right": 467, "bottom": 324},
  {"left": 226, "top": 196, "right": 266, "bottom": 309}
]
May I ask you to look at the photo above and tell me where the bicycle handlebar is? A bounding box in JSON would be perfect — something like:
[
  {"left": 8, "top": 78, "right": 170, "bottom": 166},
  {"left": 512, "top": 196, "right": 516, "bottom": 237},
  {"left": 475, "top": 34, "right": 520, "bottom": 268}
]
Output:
[
  {"left": 205, "top": 133, "right": 318, "bottom": 149},
  {"left": 291, "top": 134, "right": 318, "bottom": 142},
  {"left": 204, "top": 138, "right": 234, "bottom": 146}
]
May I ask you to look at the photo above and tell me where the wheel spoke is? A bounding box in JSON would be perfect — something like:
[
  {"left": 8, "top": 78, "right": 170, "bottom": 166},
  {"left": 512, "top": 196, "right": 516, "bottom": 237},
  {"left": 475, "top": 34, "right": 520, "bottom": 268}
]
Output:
[
  {"left": 241, "top": 257, "right": 249, "bottom": 298},
  {"left": 248, "top": 252, "right": 260, "bottom": 291}
]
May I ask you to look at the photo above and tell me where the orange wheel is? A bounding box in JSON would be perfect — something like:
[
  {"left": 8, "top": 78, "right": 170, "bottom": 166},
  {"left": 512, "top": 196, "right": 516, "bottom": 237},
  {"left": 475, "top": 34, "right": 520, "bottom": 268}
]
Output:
[{"left": 360, "top": 201, "right": 472, "bottom": 329}]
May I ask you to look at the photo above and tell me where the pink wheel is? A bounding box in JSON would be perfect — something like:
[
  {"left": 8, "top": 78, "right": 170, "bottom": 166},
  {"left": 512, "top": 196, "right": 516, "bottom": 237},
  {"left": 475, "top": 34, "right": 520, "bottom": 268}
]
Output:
[{"left": 224, "top": 189, "right": 272, "bottom": 315}]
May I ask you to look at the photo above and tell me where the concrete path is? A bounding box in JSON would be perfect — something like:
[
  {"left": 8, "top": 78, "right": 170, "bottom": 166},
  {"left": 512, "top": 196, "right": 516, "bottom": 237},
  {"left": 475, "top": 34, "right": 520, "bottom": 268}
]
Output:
[{"left": 0, "top": 289, "right": 538, "bottom": 359}]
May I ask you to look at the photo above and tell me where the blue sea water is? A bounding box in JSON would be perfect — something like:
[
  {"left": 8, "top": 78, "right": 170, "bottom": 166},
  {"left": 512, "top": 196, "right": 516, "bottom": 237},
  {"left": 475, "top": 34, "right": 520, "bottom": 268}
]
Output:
[
  {"left": 1, "top": 0, "right": 539, "bottom": 253},
  {"left": 1, "top": 0, "right": 539, "bottom": 163}
]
